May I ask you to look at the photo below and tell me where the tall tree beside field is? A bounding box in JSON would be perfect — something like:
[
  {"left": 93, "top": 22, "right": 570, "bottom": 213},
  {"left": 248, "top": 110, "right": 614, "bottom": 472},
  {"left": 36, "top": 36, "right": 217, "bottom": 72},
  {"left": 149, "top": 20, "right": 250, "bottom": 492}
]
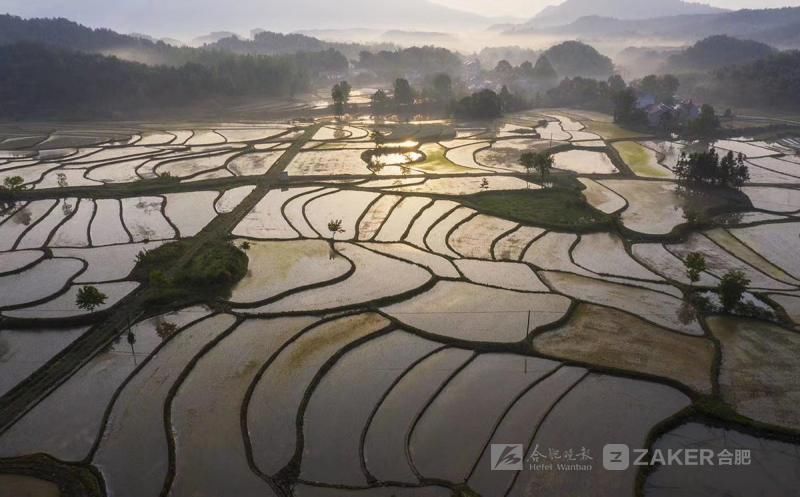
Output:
[
  {"left": 431, "top": 73, "right": 453, "bottom": 104},
  {"left": 76, "top": 285, "right": 108, "bottom": 312},
  {"left": 685, "top": 252, "right": 707, "bottom": 283},
  {"left": 675, "top": 147, "right": 748, "bottom": 188},
  {"left": 331, "top": 81, "right": 351, "bottom": 116},
  {"left": 370, "top": 89, "right": 389, "bottom": 115},
  {"left": 394, "top": 78, "right": 415, "bottom": 106},
  {"left": 531, "top": 55, "right": 558, "bottom": 83},
  {"left": 718, "top": 270, "right": 750, "bottom": 312},
  {"left": 687, "top": 104, "right": 720, "bottom": 137}
]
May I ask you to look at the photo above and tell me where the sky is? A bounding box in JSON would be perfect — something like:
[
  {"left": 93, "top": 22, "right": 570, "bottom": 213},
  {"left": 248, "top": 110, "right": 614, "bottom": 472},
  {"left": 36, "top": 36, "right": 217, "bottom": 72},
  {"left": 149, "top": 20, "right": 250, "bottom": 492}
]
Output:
[
  {"left": 3, "top": 0, "right": 800, "bottom": 39},
  {"left": 431, "top": 0, "right": 800, "bottom": 18}
]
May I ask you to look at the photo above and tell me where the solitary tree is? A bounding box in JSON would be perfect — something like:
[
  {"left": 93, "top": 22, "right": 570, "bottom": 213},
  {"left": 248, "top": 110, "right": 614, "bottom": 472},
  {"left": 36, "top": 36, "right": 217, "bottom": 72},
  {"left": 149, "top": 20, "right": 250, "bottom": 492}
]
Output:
[
  {"left": 339, "top": 80, "right": 352, "bottom": 101},
  {"left": 718, "top": 270, "right": 750, "bottom": 312},
  {"left": 520, "top": 152, "right": 536, "bottom": 188},
  {"left": 156, "top": 321, "right": 179, "bottom": 340},
  {"left": 76, "top": 285, "right": 108, "bottom": 312},
  {"left": 394, "top": 78, "right": 415, "bottom": 106},
  {"left": 494, "top": 60, "right": 514, "bottom": 77},
  {"left": 685, "top": 252, "right": 707, "bottom": 283},
  {"left": 499, "top": 85, "right": 514, "bottom": 112},
  {"left": 687, "top": 104, "right": 720, "bottom": 137},
  {"left": 371, "top": 89, "right": 389, "bottom": 115},
  {"left": 480, "top": 178, "right": 490, "bottom": 192},
  {"left": 57, "top": 173, "right": 68, "bottom": 188},
  {"left": 431, "top": 73, "right": 453, "bottom": 103},
  {"left": 2, "top": 176, "right": 25, "bottom": 191},
  {"left": 370, "top": 130, "right": 387, "bottom": 145},
  {"left": 328, "top": 219, "right": 345, "bottom": 240},
  {"left": 331, "top": 81, "right": 351, "bottom": 116}
]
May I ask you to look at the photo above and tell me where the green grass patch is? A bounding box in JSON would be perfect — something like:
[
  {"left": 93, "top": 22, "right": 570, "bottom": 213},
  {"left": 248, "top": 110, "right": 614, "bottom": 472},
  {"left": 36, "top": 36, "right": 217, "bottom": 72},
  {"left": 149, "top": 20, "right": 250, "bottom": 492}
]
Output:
[
  {"left": 383, "top": 123, "right": 456, "bottom": 142},
  {"left": 586, "top": 121, "right": 645, "bottom": 140},
  {"left": 464, "top": 188, "right": 612, "bottom": 231},
  {"left": 613, "top": 141, "right": 673, "bottom": 178},
  {"left": 133, "top": 239, "right": 248, "bottom": 305},
  {"left": 414, "top": 143, "right": 477, "bottom": 174}
]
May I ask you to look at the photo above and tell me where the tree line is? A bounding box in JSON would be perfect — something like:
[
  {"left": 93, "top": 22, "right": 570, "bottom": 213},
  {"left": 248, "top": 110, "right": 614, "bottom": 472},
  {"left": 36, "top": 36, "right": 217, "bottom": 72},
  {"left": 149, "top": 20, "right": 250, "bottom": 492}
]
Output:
[{"left": 0, "top": 43, "right": 315, "bottom": 118}]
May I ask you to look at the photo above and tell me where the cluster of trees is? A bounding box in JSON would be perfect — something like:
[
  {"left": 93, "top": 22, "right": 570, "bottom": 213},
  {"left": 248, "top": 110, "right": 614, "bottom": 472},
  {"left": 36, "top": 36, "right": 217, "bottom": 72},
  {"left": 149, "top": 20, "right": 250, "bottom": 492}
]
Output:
[
  {"left": 684, "top": 254, "right": 753, "bottom": 314},
  {"left": 540, "top": 41, "right": 614, "bottom": 79},
  {"left": 452, "top": 89, "right": 504, "bottom": 119},
  {"left": 329, "top": 78, "right": 420, "bottom": 116},
  {"left": 354, "top": 74, "right": 525, "bottom": 119},
  {"left": 481, "top": 41, "right": 614, "bottom": 103},
  {"left": 611, "top": 74, "right": 680, "bottom": 126},
  {"left": 674, "top": 147, "right": 749, "bottom": 188},
  {"left": 331, "top": 80, "right": 353, "bottom": 115},
  {"left": 357, "top": 46, "right": 462, "bottom": 78},
  {"left": 520, "top": 151, "right": 554, "bottom": 187},
  {"left": 687, "top": 104, "right": 721, "bottom": 136},
  {"left": 544, "top": 75, "right": 623, "bottom": 113},
  {"left": 694, "top": 51, "right": 800, "bottom": 110},
  {"left": 367, "top": 77, "right": 439, "bottom": 114},
  {"left": 493, "top": 56, "right": 559, "bottom": 87},
  {"left": 665, "top": 35, "right": 776, "bottom": 73},
  {"left": 477, "top": 46, "right": 542, "bottom": 69},
  {"left": 207, "top": 30, "right": 390, "bottom": 61},
  {"left": 635, "top": 74, "right": 680, "bottom": 104},
  {"left": 0, "top": 43, "right": 317, "bottom": 118},
  {"left": 452, "top": 87, "right": 527, "bottom": 119}
]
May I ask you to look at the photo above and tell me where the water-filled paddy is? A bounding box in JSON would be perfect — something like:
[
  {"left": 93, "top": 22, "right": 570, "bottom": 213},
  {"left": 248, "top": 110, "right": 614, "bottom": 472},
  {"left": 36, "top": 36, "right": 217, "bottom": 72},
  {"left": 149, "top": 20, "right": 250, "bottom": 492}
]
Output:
[
  {"left": 3, "top": 115, "right": 800, "bottom": 496},
  {"left": 552, "top": 149, "right": 618, "bottom": 174},
  {"left": 383, "top": 281, "right": 570, "bottom": 343}
]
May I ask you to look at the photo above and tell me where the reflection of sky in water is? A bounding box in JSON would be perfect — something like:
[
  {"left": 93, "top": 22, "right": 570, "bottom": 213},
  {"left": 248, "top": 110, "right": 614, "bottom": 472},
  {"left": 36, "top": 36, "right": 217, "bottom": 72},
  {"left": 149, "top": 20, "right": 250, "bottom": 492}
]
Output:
[
  {"left": 11, "top": 208, "right": 32, "bottom": 226},
  {"left": 377, "top": 141, "right": 419, "bottom": 149},
  {"left": 135, "top": 200, "right": 160, "bottom": 214},
  {"left": 369, "top": 151, "right": 423, "bottom": 167}
]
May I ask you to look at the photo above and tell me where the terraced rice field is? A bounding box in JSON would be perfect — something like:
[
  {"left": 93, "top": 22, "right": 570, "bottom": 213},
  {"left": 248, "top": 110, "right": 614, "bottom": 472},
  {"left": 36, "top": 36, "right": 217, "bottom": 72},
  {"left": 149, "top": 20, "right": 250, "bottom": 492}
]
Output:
[{"left": 0, "top": 113, "right": 798, "bottom": 497}]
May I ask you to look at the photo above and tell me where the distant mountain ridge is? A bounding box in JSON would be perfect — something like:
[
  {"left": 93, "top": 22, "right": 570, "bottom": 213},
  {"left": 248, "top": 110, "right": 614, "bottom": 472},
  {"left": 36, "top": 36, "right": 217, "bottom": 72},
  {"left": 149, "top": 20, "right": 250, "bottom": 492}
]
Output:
[
  {"left": 665, "top": 35, "right": 776, "bottom": 72},
  {"left": 509, "top": 7, "right": 800, "bottom": 48},
  {"left": 0, "top": 0, "right": 495, "bottom": 39},
  {"left": 525, "top": 0, "right": 726, "bottom": 28}
]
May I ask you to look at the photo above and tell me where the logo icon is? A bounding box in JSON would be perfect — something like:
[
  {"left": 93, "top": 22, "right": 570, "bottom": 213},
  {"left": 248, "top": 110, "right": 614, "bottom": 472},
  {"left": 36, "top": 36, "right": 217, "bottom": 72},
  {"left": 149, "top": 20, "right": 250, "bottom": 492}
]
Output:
[
  {"left": 603, "top": 444, "right": 630, "bottom": 471},
  {"left": 491, "top": 444, "right": 524, "bottom": 471}
]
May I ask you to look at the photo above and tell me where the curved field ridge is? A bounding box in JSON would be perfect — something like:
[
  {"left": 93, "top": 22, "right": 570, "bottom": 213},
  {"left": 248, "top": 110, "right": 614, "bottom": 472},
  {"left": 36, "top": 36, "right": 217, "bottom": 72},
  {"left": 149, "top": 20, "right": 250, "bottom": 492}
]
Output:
[
  {"left": 383, "top": 281, "right": 571, "bottom": 343},
  {"left": 246, "top": 243, "right": 433, "bottom": 313}
]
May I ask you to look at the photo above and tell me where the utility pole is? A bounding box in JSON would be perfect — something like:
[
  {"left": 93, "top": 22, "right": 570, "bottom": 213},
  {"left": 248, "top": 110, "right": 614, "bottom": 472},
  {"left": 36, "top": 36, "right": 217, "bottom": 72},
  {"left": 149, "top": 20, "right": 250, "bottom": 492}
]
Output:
[
  {"left": 126, "top": 314, "right": 137, "bottom": 366},
  {"left": 525, "top": 310, "right": 532, "bottom": 374}
]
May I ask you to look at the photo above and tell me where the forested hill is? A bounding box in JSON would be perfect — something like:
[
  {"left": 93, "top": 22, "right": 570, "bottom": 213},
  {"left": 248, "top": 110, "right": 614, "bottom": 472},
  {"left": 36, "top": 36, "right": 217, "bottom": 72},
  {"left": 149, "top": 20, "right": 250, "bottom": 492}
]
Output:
[
  {"left": 690, "top": 50, "right": 800, "bottom": 110},
  {"left": 0, "top": 14, "right": 351, "bottom": 69},
  {"left": 0, "top": 14, "right": 186, "bottom": 65},
  {"left": 0, "top": 14, "right": 133, "bottom": 48},
  {"left": 0, "top": 15, "right": 356, "bottom": 118},
  {"left": 664, "top": 35, "right": 776, "bottom": 72},
  {"left": 0, "top": 42, "right": 319, "bottom": 119},
  {"left": 207, "top": 31, "right": 394, "bottom": 60},
  {"left": 510, "top": 7, "right": 800, "bottom": 48}
]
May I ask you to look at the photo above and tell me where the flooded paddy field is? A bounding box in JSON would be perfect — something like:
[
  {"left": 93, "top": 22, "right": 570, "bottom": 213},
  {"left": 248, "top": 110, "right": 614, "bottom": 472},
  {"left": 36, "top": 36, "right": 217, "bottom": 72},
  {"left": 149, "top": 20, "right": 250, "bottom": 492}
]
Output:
[{"left": 0, "top": 112, "right": 799, "bottom": 497}]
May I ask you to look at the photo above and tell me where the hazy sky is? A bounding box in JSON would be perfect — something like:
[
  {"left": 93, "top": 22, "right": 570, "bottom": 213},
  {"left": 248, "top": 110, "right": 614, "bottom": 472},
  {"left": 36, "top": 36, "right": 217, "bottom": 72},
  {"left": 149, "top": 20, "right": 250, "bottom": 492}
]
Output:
[
  {"left": 4, "top": 0, "right": 800, "bottom": 39},
  {"left": 432, "top": 0, "right": 800, "bottom": 18}
]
